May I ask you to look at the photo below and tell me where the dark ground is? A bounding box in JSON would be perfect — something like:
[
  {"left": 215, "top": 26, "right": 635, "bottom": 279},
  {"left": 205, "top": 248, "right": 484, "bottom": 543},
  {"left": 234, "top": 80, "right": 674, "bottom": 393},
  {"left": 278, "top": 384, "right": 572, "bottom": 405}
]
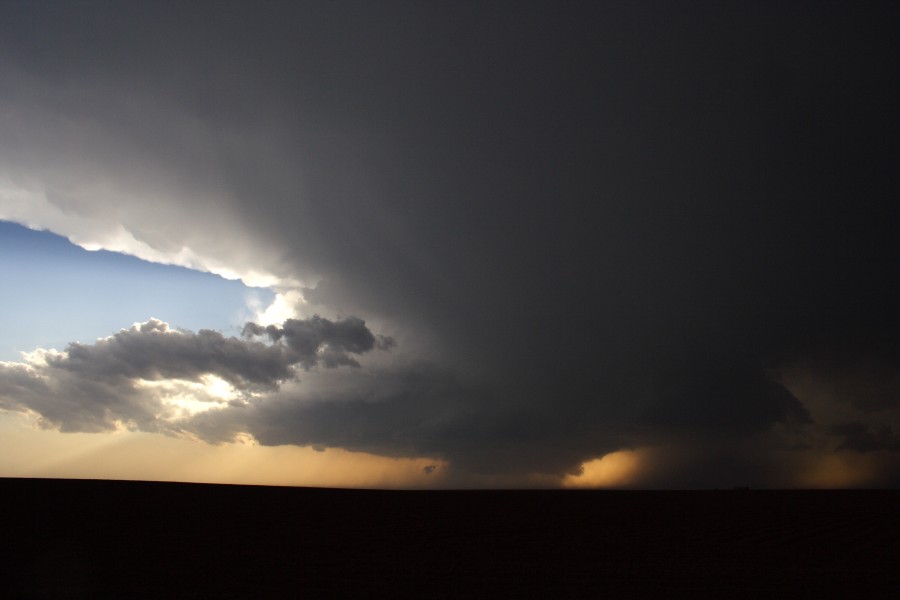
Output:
[{"left": 1, "top": 479, "right": 898, "bottom": 598}]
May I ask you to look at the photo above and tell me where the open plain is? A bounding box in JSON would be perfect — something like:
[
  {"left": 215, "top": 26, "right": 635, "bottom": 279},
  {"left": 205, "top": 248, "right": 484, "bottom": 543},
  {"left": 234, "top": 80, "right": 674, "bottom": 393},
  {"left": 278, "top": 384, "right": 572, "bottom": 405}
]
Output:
[{"left": 1, "top": 478, "right": 898, "bottom": 598}]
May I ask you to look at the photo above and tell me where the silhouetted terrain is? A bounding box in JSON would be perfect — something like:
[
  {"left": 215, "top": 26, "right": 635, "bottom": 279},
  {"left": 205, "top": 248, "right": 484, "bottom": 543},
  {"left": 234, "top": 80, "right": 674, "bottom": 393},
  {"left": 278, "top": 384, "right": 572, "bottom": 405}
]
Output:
[{"left": 1, "top": 478, "right": 898, "bottom": 598}]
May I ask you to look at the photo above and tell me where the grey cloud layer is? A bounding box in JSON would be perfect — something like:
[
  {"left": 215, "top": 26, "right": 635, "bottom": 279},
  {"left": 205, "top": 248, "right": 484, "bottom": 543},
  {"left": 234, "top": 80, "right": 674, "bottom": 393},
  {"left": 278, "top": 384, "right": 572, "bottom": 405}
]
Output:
[
  {"left": 1, "top": 2, "right": 899, "bottom": 485},
  {"left": 242, "top": 317, "right": 393, "bottom": 369},
  {"left": 0, "top": 316, "right": 387, "bottom": 432},
  {"left": 56, "top": 319, "right": 294, "bottom": 390},
  {"left": 0, "top": 359, "right": 162, "bottom": 433}
]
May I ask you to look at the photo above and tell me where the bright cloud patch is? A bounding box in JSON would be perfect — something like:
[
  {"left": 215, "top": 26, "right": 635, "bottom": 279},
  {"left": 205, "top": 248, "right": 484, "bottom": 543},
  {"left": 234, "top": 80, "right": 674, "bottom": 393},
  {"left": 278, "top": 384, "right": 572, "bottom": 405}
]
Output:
[
  {"left": 563, "top": 450, "right": 648, "bottom": 489},
  {"left": 252, "top": 290, "right": 306, "bottom": 327},
  {"left": 133, "top": 375, "right": 242, "bottom": 419}
]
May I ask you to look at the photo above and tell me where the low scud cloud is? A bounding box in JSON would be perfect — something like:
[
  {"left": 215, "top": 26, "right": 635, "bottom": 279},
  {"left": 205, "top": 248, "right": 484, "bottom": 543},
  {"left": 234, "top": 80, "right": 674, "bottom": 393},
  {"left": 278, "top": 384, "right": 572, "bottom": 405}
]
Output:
[{"left": 1, "top": 3, "right": 898, "bottom": 486}]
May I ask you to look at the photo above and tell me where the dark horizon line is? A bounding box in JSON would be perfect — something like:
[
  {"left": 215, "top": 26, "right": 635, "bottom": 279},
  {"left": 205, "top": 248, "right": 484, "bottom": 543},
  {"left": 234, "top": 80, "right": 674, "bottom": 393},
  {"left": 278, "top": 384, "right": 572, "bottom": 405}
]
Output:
[{"left": 3, "top": 476, "right": 897, "bottom": 492}]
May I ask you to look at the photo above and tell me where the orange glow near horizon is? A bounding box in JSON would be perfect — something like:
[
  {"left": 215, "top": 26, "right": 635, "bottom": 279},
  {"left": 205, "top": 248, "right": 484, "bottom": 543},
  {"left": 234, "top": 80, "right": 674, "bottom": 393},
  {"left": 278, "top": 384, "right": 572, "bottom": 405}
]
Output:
[
  {"left": 794, "top": 452, "right": 882, "bottom": 489},
  {"left": 562, "top": 449, "right": 647, "bottom": 488},
  {"left": 5, "top": 408, "right": 896, "bottom": 490},
  {"left": 0, "top": 412, "right": 447, "bottom": 489}
]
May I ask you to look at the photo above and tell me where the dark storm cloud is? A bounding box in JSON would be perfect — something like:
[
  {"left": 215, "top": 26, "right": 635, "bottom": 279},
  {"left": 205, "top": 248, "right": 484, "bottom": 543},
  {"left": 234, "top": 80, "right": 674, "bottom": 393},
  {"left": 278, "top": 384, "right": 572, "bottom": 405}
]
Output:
[
  {"left": 1, "top": 2, "right": 898, "bottom": 485},
  {"left": 242, "top": 316, "right": 393, "bottom": 369},
  {"left": 642, "top": 367, "right": 811, "bottom": 435},
  {"left": 781, "top": 335, "right": 900, "bottom": 413},
  {"left": 182, "top": 363, "right": 626, "bottom": 477},
  {"left": 831, "top": 422, "right": 900, "bottom": 454}
]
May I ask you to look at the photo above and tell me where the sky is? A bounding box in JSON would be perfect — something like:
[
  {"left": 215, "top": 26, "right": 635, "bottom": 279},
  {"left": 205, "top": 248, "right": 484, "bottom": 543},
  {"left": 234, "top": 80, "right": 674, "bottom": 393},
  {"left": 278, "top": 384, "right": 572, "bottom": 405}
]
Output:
[
  {"left": 0, "top": 221, "right": 273, "bottom": 361},
  {"left": 0, "top": 0, "right": 898, "bottom": 488}
]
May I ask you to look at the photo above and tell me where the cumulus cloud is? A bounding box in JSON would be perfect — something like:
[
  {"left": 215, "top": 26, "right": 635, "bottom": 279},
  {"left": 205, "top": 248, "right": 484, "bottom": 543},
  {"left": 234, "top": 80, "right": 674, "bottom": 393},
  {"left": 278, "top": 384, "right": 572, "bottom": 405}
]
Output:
[
  {"left": 0, "top": 357, "right": 164, "bottom": 433},
  {"left": 242, "top": 316, "right": 394, "bottom": 369},
  {"left": 52, "top": 319, "right": 294, "bottom": 390},
  {"left": 0, "top": 317, "right": 390, "bottom": 434}
]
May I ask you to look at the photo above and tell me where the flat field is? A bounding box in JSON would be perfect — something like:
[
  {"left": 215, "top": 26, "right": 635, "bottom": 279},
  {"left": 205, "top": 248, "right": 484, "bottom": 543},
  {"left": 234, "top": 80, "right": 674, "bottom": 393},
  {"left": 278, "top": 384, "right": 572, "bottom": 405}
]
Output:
[{"left": 1, "top": 478, "right": 897, "bottom": 598}]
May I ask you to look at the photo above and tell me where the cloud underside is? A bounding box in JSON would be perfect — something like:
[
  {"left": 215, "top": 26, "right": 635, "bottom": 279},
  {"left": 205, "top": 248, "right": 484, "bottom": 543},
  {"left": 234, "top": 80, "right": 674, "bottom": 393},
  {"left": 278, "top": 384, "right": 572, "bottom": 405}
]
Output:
[
  {"left": 1, "top": 3, "right": 899, "bottom": 485},
  {"left": 6, "top": 316, "right": 897, "bottom": 485}
]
